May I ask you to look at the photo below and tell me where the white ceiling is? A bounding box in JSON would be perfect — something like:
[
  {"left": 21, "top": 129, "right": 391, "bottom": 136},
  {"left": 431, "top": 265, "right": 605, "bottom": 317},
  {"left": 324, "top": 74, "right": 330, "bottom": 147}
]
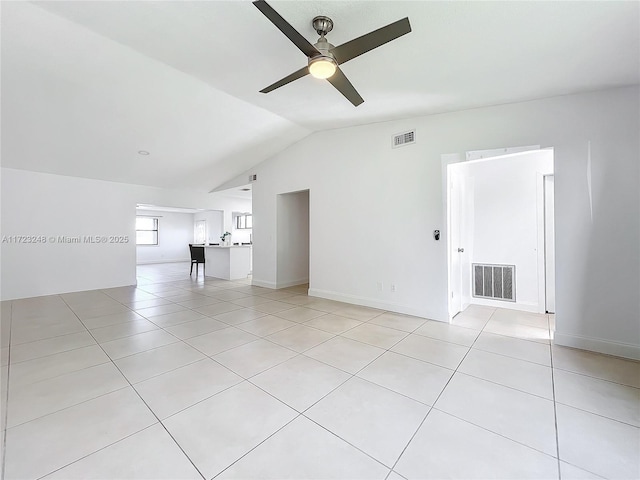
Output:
[{"left": 2, "top": 1, "right": 638, "bottom": 192}]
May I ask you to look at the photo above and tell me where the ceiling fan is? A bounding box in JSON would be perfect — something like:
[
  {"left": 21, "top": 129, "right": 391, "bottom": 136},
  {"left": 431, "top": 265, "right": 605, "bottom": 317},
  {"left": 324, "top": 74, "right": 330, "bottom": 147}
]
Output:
[{"left": 253, "top": 0, "right": 411, "bottom": 106}]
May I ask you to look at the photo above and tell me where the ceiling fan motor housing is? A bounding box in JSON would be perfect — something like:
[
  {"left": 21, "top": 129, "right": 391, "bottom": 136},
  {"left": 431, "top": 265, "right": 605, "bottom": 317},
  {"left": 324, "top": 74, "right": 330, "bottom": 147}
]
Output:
[
  {"left": 312, "top": 16, "right": 333, "bottom": 36},
  {"left": 311, "top": 36, "right": 335, "bottom": 61}
]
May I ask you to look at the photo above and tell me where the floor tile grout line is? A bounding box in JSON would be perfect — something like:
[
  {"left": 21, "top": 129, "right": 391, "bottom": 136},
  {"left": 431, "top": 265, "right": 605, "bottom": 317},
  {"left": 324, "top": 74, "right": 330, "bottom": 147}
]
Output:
[
  {"left": 556, "top": 460, "right": 608, "bottom": 480},
  {"left": 117, "top": 355, "right": 210, "bottom": 388},
  {"left": 1, "top": 301, "right": 14, "bottom": 480},
  {"left": 550, "top": 337, "right": 563, "bottom": 479},
  {"left": 56, "top": 294, "right": 209, "bottom": 480},
  {"left": 210, "top": 414, "right": 303, "bottom": 480},
  {"left": 471, "top": 343, "right": 553, "bottom": 368},
  {"left": 4, "top": 340, "right": 99, "bottom": 366},
  {"left": 6, "top": 355, "right": 114, "bottom": 390},
  {"left": 299, "top": 413, "right": 396, "bottom": 472},
  {"left": 4, "top": 383, "right": 132, "bottom": 431},
  {"left": 32, "top": 422, "right": 167, "bottom": 480},
  {"left": 552, "top": 400, "right": 640, "bottom": 429},
  {"left": 451, "top": 370, "right": 556, "bottom": 402},
  {"left": 551, "top": 366, "right": 640, "bottom": 390},
  {"left": 7, "top": 327, "right": 96, "bottom": 348},
  {"left": 150, "top": 374, "right": 244, "bottom": 424},
  {"left": 243, "top": 355, "right": 354, "bottom": 413},
  {"left": 386, "top": 318, "right": 485, "bottom": 476},
  {"left": 429, "top": 406, "right": 562, "bottom": 460}
]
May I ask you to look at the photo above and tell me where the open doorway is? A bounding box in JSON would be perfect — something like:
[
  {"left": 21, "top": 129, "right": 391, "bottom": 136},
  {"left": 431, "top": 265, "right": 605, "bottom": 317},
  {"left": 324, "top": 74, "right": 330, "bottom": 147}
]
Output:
[
  {"left": 135, "top": 204, "right": 221, "bottom": 265},
  {"left": 446, "top": 148, "right": 555, "bottom": 319},
  {"left": 276, "top": 190, "right": 310, "bottom": 289}
]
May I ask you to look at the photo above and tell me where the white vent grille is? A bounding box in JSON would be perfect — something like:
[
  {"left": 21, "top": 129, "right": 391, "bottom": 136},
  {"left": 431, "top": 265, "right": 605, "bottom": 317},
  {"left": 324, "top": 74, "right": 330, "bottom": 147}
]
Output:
[
  {"left": 392, "top": 130, "right": 416, "bottom": 148},
  {"left": 472, "top": 264, "right": 515, "bottom": 302},
  {"left": 248, "top": 174, "right": 257, "bottom": 182}
]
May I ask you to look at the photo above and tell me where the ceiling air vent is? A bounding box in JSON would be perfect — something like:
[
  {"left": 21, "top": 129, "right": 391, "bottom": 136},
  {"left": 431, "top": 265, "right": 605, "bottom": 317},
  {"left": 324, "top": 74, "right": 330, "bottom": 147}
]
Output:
[
  {"left": 392, "top": 130, "right": 416, "bottom": 148},
  {"left": 248, "top": 174, "right": 257, "bottom": 182}
]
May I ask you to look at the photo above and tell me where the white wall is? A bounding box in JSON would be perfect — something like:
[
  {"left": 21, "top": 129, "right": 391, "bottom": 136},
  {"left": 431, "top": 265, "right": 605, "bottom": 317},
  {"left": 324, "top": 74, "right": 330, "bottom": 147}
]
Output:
[
  {"left": 135, "top": 210, "right": 194, "bottom": 264},
  {"left": 247, "top": 86, "right": 639, "bottom": 359},
  {"left": 454, "top": 150, "right": 553, "bottom": 312},
  {"left": 1, "top": 168, "right": 254, "bottom": 300},
  {"left": 193, "top": 210, "right": 223, "bottom": 244},
  {"left": 1, "top": 170, "right": 137, "bottom": 299},
  {"left": 270, "top": 190, "right": 309, "bottom": 288}
]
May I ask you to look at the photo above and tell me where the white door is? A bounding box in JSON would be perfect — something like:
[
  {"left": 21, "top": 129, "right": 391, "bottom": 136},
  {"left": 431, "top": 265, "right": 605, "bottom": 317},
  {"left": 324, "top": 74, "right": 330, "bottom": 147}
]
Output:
[
  {"left": 448, "top": 168, "right": 463, "bottom": 318},
  {"left": 544, "top": 175, "right": 556, "bottom": 313}
]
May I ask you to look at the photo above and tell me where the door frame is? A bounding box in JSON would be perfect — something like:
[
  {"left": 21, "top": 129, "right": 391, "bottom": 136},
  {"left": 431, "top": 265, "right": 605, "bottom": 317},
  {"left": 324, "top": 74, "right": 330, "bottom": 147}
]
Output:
[
  {"left": 443, "top": 145, "right": 550, "bottom": 321},
  {"left": 442, "top": 153, "right": 464, "bottom": 321},
  {"left": 544, "top": 174, "right": 555, "bottom": 313}
]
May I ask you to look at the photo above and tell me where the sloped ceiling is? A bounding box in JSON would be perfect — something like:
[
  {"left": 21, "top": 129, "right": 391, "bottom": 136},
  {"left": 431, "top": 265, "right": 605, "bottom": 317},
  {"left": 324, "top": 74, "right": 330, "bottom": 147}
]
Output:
[{"left": 1, "top": 1, "right": 638, "bottom": 191}]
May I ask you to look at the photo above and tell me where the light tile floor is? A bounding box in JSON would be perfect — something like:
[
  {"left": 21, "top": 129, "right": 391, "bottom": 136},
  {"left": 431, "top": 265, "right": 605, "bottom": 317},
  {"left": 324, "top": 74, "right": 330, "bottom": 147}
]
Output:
[{"left": 1, "top": 262, "right": 639, "bottom": 479}]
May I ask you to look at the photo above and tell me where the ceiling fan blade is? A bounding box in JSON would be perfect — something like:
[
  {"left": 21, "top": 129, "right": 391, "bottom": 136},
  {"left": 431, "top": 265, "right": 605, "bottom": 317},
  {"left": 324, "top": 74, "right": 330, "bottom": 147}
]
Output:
[
  {"left": 331, "top": 17, "right": 411, "bottom": 65},
  {"left": 326, "top": 67, "right": 364, "bottom": 107},
  {"left": 260, "top": 66, "right": 310, "bottom": 93},
  {"left": 253, "top": 0, "right": 319, "bottom": 58}
]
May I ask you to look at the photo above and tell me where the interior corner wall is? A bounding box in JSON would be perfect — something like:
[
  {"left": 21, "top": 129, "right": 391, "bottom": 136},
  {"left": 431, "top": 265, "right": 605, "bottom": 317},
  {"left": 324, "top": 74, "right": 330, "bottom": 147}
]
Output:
[
  {"left": 274, "top": 190, "right": 309, "bottom": 288},
  {"left": 135, "top": 210, "right": 194, "bottom": 264},
  {"left": 251, "top": 86, "right": 640, "bottom": 359}
]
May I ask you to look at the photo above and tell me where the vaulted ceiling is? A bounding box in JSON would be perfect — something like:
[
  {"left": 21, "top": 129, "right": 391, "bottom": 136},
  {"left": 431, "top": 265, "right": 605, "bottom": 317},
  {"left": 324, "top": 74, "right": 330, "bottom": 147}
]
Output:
[{"left": 2, "top": 1, "right": 638, "bottom": 191}]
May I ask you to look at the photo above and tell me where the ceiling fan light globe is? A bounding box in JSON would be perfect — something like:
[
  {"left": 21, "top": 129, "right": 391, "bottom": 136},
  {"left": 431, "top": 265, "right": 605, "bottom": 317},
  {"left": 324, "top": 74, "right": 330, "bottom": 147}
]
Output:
[{"left": 309, "top": 57, "right": 337, "bottom": 79}]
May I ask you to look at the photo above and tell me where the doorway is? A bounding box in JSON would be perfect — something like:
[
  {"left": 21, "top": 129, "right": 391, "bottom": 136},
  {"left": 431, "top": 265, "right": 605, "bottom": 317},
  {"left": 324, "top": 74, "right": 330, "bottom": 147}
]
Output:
[
  {"left": 446, "top": 148, "right": 554, "bottom": 319},
  {"left": 276, "top": 190, "right": 310, "bottom": 289}
]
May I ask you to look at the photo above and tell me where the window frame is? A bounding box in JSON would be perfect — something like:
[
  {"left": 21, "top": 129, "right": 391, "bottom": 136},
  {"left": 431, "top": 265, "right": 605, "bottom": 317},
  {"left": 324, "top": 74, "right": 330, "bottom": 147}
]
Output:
[
  {"left": 235, "top": 214, "right": 252, "bottom": 230},
  {"left": 136, "top": 216, "right": 159, "bottom": 246}
]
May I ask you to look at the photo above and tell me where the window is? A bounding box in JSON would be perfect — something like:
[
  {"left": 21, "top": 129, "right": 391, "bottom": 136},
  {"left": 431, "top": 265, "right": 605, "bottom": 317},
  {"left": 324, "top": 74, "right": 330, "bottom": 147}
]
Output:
[
  {"left": 235, "top": 214, "right": 252, "bottom": 229},
  {"left": 136, "top": 217, "right": 158, "bottom": 245},
  {"left": 194, "top": 220, "right": 206, "bottom": 244}
]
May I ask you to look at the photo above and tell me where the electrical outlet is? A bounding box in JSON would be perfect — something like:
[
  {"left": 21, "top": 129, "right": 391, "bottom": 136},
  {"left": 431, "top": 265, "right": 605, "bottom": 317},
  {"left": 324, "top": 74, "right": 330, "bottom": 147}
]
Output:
[
  {"left": 391, "top": 283, "right": 396, "bottom": 292},
  {"left": 377, "top": 281, "right": 384, "bottom": 292}
]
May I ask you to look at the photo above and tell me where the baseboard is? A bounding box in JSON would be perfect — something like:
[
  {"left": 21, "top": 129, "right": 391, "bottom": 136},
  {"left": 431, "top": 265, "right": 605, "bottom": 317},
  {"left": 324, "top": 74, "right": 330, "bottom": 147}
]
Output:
[
  {"left": 276, "top": 278, "right": 309, "bottom": 289},
  {"left": 251, "top": 279, "right": 276, "bottom": 289},
  {"left": 308, "top": 288, "right": 443, "bottom": 321},
  {"left": 136, "top": 258, "right": 190, "bottom": 265},
  {"left": 554, "top": 332, "right": 640, "bottom": 361},
  {"left": 251, "top": 278, "right": 309, "bottom": 290}
]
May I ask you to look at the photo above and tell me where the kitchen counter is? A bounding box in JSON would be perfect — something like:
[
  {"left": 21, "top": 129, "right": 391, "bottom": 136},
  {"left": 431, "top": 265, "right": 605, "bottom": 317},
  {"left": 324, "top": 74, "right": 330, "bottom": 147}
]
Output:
[{"left": 204, "top": 245, "right": 252, "bottom": 280}]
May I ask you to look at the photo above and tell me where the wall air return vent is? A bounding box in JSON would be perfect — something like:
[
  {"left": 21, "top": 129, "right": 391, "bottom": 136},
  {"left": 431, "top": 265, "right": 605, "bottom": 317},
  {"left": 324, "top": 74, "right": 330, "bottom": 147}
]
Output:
[
  {"left": 472, "top": 264, "right": 515, "bottom": 302},
  {"left": 248, "top": 174, "right": 257, "bottom": 182},
  {"left": 392, "top": 130, "right": 416, "bottom": 148}
]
